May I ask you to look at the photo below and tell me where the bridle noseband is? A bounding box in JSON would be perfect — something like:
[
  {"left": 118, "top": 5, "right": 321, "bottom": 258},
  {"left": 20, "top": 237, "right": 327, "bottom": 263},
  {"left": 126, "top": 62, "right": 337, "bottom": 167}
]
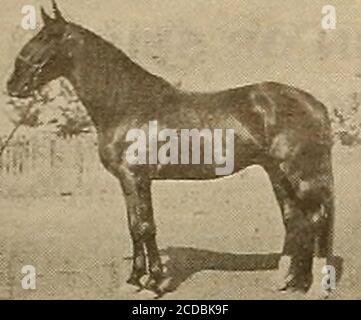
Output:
[
  {"left": 16, "top": 32, "right": 68, "bottom": 83},
  {"left": 17, "top": 45, "right": 56, "bottom": 82}
]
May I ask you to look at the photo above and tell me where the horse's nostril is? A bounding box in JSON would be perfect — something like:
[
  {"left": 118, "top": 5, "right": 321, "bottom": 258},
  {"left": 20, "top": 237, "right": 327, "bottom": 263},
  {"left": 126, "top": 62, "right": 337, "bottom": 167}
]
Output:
[
  {"left": 8, "top": 89, "right": 19, "bottom": 97},
  {"left": 7, "top": 79, "right": 14, "bottom": 94},
  {"left": 7, "top": 78, "right": 22, "bottom": 97}
]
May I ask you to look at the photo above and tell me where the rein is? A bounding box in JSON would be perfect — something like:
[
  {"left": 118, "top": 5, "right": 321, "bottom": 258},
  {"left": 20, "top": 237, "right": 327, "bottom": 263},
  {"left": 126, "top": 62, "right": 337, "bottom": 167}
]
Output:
[
  {"left": 0, "top": 102, "right": 33, "bottom": 157},
  {"left": 1, "top": 40, "right": 62, "bottom": 157}
]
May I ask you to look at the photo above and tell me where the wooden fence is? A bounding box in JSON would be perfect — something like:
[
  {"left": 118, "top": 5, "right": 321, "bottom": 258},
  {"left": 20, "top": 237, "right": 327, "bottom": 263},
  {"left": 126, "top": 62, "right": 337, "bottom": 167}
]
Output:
[{"left": 0, "top": 133, "right": 117, "bottom": 197}]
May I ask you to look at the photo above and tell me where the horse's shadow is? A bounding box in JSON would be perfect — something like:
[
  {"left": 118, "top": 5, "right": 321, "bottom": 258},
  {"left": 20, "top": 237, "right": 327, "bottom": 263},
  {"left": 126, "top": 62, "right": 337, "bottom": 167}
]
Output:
[{"left": 159, "top": 247, "right": 343, "bottom": 292}]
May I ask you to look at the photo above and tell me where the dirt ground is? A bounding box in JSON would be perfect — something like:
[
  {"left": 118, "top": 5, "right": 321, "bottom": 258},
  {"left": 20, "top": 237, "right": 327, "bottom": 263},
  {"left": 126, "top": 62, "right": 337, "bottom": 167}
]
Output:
[{"left": 0, "top": 145, "right": 360, "bottom": 300}]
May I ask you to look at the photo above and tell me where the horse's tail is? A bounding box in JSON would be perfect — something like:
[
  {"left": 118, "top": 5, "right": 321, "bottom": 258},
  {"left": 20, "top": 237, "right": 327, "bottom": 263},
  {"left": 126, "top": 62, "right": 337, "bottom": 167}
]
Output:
[
  {"left": 324, "top": 155, "right": 335, "bottom": 259},
  {"left": 310, "top": 99, "right": 335, "bottom": 260},
  {"left": 315, "top": 143, "right": 335, "bottom": 260},
  {"left": 322, "top": 102, "right": 335, "bottom": 259}
]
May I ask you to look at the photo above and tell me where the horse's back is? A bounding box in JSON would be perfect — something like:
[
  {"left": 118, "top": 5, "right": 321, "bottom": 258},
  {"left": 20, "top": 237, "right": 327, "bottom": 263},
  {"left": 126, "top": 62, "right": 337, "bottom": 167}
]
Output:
[
  {"left": 243, "top": 81, "right": 333, "bottom": 146},
  {"left": 175, "top": 81, "right": 331, "bottom": 138}
]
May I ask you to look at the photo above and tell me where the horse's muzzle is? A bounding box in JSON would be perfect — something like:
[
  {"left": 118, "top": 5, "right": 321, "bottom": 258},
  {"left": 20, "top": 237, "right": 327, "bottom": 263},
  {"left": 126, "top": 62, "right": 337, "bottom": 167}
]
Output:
[{"left": 7, "top": 76, "right": 32, "bottom": 99}]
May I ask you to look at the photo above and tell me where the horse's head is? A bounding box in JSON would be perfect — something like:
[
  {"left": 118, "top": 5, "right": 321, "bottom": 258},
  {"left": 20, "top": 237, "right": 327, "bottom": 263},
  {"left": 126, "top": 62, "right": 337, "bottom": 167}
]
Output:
[{"left": 7, "top": 1, "right": 74, "bottom": 98}]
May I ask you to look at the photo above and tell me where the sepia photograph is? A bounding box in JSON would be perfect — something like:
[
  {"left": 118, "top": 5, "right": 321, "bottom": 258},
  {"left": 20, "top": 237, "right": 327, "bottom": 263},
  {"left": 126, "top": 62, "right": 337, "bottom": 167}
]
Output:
[{"left": 0, "top": 0, "right": 360, "bottom": 302}]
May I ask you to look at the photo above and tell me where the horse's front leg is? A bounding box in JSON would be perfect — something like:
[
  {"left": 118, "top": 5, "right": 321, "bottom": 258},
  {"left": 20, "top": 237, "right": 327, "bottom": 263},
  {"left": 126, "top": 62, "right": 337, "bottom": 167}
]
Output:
[
  {"left": 119, "top": 173, "right": 147, "bottom": 287},
  {"left": 118, "top": 168, "right": 165, "bottom": 293},
  {"left": 264, "top": 163, "right": 305, "bottom": 291}
]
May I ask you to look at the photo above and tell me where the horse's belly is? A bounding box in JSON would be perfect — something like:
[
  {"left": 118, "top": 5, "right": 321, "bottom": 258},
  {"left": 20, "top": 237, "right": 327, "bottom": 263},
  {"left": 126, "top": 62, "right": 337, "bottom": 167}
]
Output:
[{"left": 151, "top": 140, "right": 261, "bottom": 180}]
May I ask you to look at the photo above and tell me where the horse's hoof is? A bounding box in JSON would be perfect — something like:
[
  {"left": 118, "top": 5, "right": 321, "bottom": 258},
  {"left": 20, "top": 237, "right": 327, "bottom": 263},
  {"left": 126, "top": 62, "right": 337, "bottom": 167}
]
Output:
[
  {"left": 273, "top": 256, "right": 293, "bottom": 291},
  {"left": 126, "top": 274, "right": 143, "bottom": 288},
  {"left": 156, "top": 277, "right": 173, "bottom": 295},
  {"left": 306, "top": 285, "right": 330, "bottom": 300},
  {"left": 144, "top": 275, "right": 158, "bottom": 291},
  {"left": 140, "top": 274, "right": 173, "bottom": 298},
  {"left": 140, "top": 274, "right": 160, "bottom": 295},
  {"left": 274, "top": 273, "right": 299, "bottom": 292},
  {"left": 306, "top": 257, "right": 330, "bottom": 300}
]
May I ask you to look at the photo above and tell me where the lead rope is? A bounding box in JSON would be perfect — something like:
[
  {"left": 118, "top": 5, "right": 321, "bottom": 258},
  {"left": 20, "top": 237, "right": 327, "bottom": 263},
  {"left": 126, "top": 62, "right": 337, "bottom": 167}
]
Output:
[{"left": 0, "top": 102, "right": 34, "bottom": 157}]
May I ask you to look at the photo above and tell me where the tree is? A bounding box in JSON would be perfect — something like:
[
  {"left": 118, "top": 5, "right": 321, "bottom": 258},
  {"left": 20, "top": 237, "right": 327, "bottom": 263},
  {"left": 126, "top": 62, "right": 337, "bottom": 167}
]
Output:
[
  {"left": 54, "top": 79, "right": 93, "bottom": 138},
  {"left": 332, "top": 92, "right": 361, "bottom": 146},
  {"left": 5, "top": 79, "right": 93, "bottom": 139}
]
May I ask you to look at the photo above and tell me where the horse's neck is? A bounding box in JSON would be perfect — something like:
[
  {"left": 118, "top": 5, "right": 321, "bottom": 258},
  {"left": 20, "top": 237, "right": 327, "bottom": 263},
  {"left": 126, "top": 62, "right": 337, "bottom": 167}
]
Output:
[{"left": 66, "top": 28, "right": 165, "bottom": 129}]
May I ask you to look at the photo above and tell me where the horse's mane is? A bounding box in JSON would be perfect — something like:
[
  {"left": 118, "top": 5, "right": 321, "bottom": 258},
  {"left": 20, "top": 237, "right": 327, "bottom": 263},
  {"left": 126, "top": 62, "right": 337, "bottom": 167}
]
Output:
[{"left": 70, "top": 22, "right": 174, "bottom": 90}]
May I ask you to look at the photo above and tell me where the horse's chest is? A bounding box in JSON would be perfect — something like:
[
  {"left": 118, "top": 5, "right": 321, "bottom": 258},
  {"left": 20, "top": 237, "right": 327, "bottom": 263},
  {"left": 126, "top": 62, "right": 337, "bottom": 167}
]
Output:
[{"left": 97, "top": 127, "right": 132, "bottom": 172}]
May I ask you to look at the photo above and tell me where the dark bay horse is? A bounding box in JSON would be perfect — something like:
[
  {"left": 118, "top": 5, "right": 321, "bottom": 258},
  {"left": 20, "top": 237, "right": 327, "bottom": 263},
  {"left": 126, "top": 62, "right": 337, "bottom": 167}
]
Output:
[{"left": 7, "top": 1, "right": 335, "bottom": 298}]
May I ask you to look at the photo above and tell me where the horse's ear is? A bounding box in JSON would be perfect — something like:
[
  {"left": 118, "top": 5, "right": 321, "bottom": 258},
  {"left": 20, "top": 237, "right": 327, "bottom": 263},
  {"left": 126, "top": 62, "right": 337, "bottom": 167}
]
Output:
[
  {"left": 52, "top": 0, "right": 66, "bottom": 23},
  {"left": 41, "top": 6, "right": 52, "bottom": 25}
]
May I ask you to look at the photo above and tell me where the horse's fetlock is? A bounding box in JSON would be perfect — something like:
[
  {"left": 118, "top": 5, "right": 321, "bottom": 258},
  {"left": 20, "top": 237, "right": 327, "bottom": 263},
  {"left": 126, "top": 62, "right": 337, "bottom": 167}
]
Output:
[
  {"left": 149, "top": 265, "right": 163, "bottom": 279},
  {"left": 132, "top": 222, "right": 156, "bottom": 241},
  {"left": 309, "top": 210, "right": 328, "bottom": 232}
]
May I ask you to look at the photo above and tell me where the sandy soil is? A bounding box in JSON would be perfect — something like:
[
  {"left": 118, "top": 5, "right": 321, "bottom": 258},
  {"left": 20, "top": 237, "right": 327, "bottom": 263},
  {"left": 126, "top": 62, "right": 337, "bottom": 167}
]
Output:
[{"left": 0, "top": 145, "right": 360, "bottom": 300}]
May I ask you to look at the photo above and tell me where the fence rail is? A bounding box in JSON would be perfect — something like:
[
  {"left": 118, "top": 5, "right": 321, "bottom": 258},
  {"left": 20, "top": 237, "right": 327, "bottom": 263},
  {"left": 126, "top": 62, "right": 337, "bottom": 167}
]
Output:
[{"left": 0, "top": 133, "right": 117, "bottom": 197}]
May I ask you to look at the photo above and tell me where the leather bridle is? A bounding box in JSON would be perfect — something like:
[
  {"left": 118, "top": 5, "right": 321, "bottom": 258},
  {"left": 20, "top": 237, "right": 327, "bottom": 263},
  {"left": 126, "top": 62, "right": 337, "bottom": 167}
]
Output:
[{"left": 16, "top": 41, "right": 58, "bottom": 83}]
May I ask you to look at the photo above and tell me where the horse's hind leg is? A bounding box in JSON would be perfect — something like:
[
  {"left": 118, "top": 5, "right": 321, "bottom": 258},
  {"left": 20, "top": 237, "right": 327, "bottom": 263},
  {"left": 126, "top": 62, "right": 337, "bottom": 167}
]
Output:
[
  {"left": 279, "top": 144, "right": 334, "bottom": 298},
  {"left": 312, "top": 149, "right": 335, "bottom": 261},
  {"left": 306, "top": 152, "right": 335, "bottom": 299},
  {"left": 263, "top": 162, "right": 312, "bottom": 291}
]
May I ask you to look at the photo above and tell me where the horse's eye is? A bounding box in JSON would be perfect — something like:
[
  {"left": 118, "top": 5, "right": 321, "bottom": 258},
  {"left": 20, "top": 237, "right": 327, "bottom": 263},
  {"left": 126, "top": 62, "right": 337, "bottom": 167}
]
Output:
[{"left": 38, "top": 33, "right": 46, "bottom": 41}]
